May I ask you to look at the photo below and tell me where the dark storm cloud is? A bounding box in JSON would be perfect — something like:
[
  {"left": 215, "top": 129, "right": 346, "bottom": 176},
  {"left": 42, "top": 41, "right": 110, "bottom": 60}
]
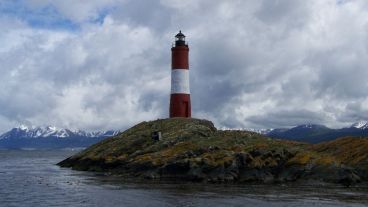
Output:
[
  {"left": 307, "top": 49, "right": 368, "bottom": 100},
  {"left": 191, "top": 39, "right": 251, "bottom": 112},
  {"left": 110, "top": 0, "right": 173, "bottom": 32},
  {"left": 0, "top": 0, "right": 368, "bottom": 132},
  {"left": 247, "top": 109, "right": 328, "bottom": 129},
  {"left": 256, "top": 0, "right": 309, "bottom": 26},
  {"left": 338, "top": 102, "right": 368, "bottom": 123}
]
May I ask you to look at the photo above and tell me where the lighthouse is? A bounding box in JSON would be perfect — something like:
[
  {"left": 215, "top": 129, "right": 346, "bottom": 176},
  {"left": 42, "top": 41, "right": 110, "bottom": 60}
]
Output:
[{"left": 170, "top": 31, "right": 191, "bottom": 118}]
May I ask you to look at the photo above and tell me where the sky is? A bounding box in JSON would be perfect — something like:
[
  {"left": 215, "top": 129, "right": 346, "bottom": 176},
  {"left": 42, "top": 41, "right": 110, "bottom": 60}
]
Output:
[{"left": 0, "top": 0, "right": 368, "bottom": 133}]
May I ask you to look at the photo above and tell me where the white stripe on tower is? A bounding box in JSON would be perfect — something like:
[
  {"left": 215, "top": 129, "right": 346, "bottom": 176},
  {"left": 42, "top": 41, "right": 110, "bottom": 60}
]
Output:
[{"left": 171, "top": 69, "right": 190, "bottom": 94}]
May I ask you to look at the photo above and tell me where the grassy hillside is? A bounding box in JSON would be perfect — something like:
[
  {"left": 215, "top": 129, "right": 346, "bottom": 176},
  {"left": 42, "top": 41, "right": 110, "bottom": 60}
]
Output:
[
  {"left": 313, "top": 137, "right": 368, "bottom": 180},
  {"left": 58, "top": 118, "right": 367, "bottom": 185}
]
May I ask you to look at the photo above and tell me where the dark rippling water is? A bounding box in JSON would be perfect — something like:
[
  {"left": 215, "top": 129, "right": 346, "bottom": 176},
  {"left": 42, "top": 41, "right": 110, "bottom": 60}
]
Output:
[{"left": 0, "top": 150, "right": 368, "bottom": 207}]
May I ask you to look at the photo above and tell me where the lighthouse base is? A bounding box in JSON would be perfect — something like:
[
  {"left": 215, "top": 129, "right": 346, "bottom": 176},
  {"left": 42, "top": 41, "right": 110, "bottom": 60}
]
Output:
[{"left": 170, "top": 94, "right": 191, "bottom": 118}]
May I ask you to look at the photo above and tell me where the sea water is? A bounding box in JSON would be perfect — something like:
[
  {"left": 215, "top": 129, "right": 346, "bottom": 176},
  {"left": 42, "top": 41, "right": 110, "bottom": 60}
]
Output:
[{"left": 0, "top": 150, "right": 367, "bottom": 207}]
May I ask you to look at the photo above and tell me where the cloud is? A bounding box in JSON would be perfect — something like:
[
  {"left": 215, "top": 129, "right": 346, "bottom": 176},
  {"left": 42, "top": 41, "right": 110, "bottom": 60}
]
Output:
[
  {"left": 0, "top": 15, "right": 167, "bottom": 132},
  {"left": 0, "top": 0, "right": 368, "bottom": 133},
  {"left": 26, "top": 0, "right": 118, "bottom": 23}
]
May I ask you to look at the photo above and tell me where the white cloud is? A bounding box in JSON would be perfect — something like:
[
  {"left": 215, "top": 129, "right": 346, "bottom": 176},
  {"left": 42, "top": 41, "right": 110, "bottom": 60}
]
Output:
[{"left": 0, "top": 13, "right": 168, "bottom": 132}]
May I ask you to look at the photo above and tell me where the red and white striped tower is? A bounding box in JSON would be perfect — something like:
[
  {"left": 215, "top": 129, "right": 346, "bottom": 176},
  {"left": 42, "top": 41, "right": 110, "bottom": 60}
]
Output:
[{"left": 170, "top": 31, "right": 191, "bottom": 118}]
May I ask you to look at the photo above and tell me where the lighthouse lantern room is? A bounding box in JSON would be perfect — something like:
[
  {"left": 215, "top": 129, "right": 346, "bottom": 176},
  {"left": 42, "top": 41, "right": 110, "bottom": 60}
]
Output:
[{"left": 170, "top": 31, "right": 191, "bottom": 118}]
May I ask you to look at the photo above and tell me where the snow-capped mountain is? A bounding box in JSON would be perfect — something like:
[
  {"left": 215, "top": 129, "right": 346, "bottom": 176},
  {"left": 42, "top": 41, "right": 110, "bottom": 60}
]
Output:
[
  {"left": 0, "top": 125, "right": 120, "bottom": 149},
  {"left": 294, "top": 124, "right": 327, "bottom": 129},
  {"left": 351, "top": 121, "right": 368, "bottom": 130},
  {"left": 220, "top": 127, "right": 273, "bottom": 135},
  {"left": 0, "top": 125, "right": 119, "bottom": 149},
  {"left": 245, "top": 124, "right": 328, "bottom": 135},
  {"left": 0, "top": 125, "right": 120, "bottom": 140},
  {"left": 246, "top": 128, "right": 274, "bottom": 135},
  {"left": 263, "top": 121, "right": 368, "bottom": 143}
]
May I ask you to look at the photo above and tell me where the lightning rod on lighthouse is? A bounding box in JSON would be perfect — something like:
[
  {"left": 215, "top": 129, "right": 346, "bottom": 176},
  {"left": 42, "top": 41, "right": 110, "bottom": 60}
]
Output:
[{"left": 170, "top": 31, "right": 191, "bottom": 118}]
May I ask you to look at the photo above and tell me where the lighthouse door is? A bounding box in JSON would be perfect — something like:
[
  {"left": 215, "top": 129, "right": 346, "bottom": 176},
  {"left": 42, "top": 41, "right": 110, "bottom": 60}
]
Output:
[{"left": 183, "top": 101, "right": 189, "bottom": 117}]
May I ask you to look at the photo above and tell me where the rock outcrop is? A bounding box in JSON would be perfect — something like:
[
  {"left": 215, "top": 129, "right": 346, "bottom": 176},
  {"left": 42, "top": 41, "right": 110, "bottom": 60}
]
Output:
[{"left": 58, "top": 118, "right": 368, "bottom": 186}]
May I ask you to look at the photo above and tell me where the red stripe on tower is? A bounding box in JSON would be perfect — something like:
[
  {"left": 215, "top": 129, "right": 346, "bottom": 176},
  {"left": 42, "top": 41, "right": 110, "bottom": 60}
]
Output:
[{"left": 170, "top": 31, "right": 191, "bottom": 118}]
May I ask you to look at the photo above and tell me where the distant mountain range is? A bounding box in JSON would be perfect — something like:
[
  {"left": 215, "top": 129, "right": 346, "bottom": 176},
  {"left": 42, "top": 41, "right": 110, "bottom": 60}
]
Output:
[
  {"left": 0, "top": 125, "right": 120, "bottom": 149},
  {"left": 261, "top": 121, "right": 368, "bottom": 143},
  {"left": 2, "top": 120, "right": 367, "bottom": 148}
]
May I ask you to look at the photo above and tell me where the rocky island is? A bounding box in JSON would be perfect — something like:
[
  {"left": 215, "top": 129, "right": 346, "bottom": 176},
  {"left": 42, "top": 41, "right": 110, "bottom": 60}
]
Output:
[{"left": 58, "top": 118, "right": 368, "bottom": 186}]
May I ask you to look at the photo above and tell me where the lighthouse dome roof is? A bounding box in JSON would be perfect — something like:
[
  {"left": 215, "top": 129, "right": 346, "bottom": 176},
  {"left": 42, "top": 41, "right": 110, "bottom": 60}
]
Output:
[{"left": 175, "top": 30, "right": 185, "bottom": 38}]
